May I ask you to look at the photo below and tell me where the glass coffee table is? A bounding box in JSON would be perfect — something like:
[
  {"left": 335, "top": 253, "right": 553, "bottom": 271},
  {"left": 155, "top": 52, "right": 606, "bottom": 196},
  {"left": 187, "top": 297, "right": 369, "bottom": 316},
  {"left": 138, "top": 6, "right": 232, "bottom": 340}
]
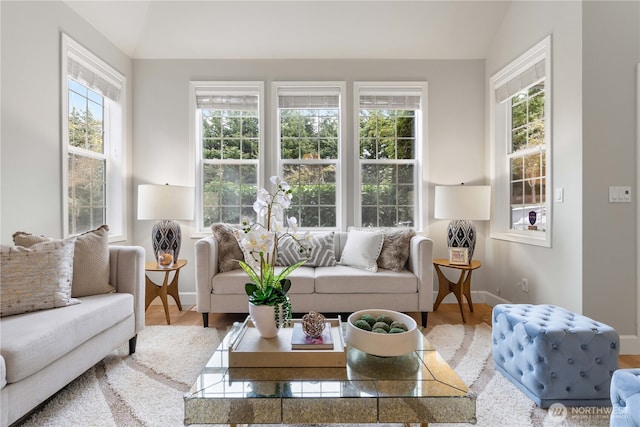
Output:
[{"left": 184, "top": 319, "right": 476, "bottom": 426}]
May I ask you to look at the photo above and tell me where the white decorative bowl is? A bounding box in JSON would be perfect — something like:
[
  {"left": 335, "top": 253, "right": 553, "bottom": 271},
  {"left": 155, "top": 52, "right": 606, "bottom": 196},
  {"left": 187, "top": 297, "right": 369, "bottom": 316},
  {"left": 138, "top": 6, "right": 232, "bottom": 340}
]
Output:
[{"left": 346, "top": 309, "right": 420, "bottom": 357}]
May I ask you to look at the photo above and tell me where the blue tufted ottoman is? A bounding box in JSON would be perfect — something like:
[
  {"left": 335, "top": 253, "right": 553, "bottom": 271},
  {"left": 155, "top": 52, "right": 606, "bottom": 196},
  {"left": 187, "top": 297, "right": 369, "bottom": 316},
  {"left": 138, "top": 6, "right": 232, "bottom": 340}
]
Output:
[
  {"left": 492, "top": 304, "right": 619, "bottom": 408},
  {"left": 610, "top": 368, "right": 640, "bottom": 427}
]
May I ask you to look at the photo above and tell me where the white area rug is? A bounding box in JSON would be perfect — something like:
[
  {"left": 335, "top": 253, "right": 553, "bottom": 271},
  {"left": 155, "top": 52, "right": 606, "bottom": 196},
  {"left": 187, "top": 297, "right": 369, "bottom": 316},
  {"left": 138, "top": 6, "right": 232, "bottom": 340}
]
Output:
[{"left": 15, "top": 324, "right": 610, "bottom": 427}]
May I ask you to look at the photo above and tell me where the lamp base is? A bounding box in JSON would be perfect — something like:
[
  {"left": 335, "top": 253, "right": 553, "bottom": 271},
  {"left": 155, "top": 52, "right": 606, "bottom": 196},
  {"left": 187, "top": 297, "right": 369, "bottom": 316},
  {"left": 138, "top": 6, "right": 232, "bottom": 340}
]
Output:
[
  {"left": 152, "top": 219, "right": 182, "bottom": 263},
  {"left": 447, "top": 219, "right": 476, "bottom": 261}
]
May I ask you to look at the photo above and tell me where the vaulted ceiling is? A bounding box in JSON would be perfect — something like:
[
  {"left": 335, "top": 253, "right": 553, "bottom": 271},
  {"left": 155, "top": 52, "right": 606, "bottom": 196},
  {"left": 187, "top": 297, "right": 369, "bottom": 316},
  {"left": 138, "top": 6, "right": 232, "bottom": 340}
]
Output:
[{"left": 63, "top": 0, "right": 511, "bottom": 59}]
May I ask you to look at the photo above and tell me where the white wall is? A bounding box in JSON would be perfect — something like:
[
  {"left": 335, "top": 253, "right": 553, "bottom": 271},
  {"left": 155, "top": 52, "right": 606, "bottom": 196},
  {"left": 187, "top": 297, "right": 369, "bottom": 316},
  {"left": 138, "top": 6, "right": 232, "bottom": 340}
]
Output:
[
  {"left": 132, "top": 59, "right": 486, "bottom": 304},
  {"left": 582, "top": 1, "right": 640, "bottom": 347},
  {"left": 484, "top": 1, "right": 584, "bottom": 309},
  {"left": 0, "top": 1, "right": 133, "bottom": 243}
]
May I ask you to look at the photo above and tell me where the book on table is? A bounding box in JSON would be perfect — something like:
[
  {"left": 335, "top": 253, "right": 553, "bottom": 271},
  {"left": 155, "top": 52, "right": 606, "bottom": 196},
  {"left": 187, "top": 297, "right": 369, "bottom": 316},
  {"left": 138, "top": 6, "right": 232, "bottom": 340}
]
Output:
[{"left": 291, "top": 322, "right": 334, "bottom": 350}]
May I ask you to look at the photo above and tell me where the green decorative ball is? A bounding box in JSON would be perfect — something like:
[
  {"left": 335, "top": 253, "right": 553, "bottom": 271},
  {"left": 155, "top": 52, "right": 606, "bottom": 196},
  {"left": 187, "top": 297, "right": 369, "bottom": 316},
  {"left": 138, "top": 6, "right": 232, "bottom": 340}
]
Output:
[
  {"left": 376, "top": 315, "right": 394, "bottom": 325},
  {"left": 390, "top": 321, "right": 408, "bottom": 331},
  {"left": 372, "top": 322, "right": 390, "bottom": 332},
  {"left": 389, "top": 327, "right": 406, "bottom": 334},
  {"left": 359, "top": 314, "right": 376, "bottom": 326},
  {"left": 372, "top": 327, "right": 388, "bottom": 334},
  {"left": 354, "top": 319, "right": 372, "bottom": 331}
]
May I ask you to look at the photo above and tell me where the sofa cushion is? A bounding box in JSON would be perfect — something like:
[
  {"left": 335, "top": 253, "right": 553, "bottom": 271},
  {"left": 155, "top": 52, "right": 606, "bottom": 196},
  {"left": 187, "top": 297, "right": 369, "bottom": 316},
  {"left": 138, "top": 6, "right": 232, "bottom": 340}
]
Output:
[
  {"left": 0, "top": 293, "right": 133, "bottom": 384},
  {"left": 1, "top": 238, "right": 79, "bottom": 317},
  {"left": 211, "top": 266, "right": 316, "bottom": 295},
  {"left": 378, "top": 229, "right": 416, "bottom": 271},
  {"left": 211, "top": 223, "right": 244, "bottom": 272},
  {"left": 277, "top": 232, "right": 336, "bottom": 267},
  {"left": 338, "top": 229, "right": 384, "bottom": 272},
  {"left": 12, "top": 225, "right": 115, "bottom": 297},
  {"left": 314, "top": 265, "right": 417, "bottom": 294}
]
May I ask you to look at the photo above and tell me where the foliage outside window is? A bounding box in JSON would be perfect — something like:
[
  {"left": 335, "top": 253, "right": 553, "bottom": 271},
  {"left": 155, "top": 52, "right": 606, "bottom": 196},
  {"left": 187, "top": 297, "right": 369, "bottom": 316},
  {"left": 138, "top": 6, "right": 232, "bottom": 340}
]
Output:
[
  {"left": 63, "top": 34, "right": 125, "bottom": 239},
  {"left": 276, "top": 84, "right": 343, "bottom": 228},
  {"left": 68, "top": 79, "right": 106, "bottom": 233},
  {"left": 509, "top": 83, "right": 546, "bottom": 231},
  {"left": 490, "top": 36, "right": 551, "bottom": 246},
  {"left": 193, "top": 83, "right": 263, "bottom": 231},
  {"left": 356, "top": 84, "right": 425, "bottom": 228}
]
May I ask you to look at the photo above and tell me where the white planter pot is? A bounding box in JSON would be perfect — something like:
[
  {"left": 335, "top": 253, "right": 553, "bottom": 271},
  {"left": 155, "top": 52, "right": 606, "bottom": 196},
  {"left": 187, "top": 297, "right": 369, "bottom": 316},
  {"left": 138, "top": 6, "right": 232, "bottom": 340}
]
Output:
[{"left": 248, "top": 302, "right": 284, "bottom": 338}]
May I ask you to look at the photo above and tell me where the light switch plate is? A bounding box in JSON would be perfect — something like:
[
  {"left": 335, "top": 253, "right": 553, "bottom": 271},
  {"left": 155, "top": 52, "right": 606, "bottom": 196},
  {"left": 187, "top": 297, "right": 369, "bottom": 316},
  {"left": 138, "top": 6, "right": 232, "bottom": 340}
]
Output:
[
  {"left": 609, "top": 186, "right": 632, "bottom": 203},
  {"left": 555, "top": 188, "right": 564, "bottom": 203}
]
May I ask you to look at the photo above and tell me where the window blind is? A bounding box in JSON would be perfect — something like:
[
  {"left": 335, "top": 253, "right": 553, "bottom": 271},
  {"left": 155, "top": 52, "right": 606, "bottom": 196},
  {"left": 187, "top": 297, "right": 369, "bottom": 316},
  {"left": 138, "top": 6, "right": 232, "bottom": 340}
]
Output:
[
  {"left": 67, "top": 52, "right": 122, "bottom": 103},
  {"left": 495, "top": 59, "right": 545, "bottom": 103},
  {"left": 359, "top": 95, "right": 421, "bottom": 110},
  {"left": 278, "top": 95, "right": 339, "bottom": 109},
  {"left": 196, "top": 94, "right": 258, "bottom": 111}
]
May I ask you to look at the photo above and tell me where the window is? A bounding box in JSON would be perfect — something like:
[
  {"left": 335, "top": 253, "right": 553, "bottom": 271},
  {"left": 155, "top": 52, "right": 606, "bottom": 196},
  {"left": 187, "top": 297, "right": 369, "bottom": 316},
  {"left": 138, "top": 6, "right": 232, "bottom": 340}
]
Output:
[
  {"left": 274, "top": 82, "right": 346, "bottom": 229},
  {"left": 354, "top": 82, "right": 427, "bottom": 229},
  {"left": 192, "top": 82, "right": 264, "bottom": 232},
  {"left": 62, "top": 34, "right": 125, "bottom": 239},
  {"left": 490, "top": 36, "right": 551, "bottom": 246}
]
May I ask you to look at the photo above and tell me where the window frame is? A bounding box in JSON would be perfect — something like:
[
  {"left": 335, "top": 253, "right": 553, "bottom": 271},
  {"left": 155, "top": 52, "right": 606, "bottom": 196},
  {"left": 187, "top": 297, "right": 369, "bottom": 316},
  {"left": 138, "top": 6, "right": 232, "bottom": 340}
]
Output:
[
  {"left": 489, "top": 35, "right": 552, "bottom": 247},
  {"left": 272, "top": 81, "right": 347, "bottom": 231},
  {"left": 353, "top": 81, "right": 428, "bottom": 231},
  {"left": 61, "top": 33, "right": 126, "bottom": 241},
  {"left": 191, "top": 81, "right": 265, "bottom": 234}
]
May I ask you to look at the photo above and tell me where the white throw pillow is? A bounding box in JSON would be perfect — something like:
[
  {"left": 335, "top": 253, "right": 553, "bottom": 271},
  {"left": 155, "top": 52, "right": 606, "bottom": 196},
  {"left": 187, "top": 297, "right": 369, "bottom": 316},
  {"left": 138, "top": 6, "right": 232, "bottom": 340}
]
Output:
[{"left": 339, "top": 230, "right": 384, "bottom": 272}]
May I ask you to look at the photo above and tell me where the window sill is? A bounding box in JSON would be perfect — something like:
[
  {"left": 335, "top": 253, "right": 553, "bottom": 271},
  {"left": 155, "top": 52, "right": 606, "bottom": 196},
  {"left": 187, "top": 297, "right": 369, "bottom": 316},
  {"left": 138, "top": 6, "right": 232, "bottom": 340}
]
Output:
[{"left": 490, "top": 230, "right": 551, "bottom": 248}]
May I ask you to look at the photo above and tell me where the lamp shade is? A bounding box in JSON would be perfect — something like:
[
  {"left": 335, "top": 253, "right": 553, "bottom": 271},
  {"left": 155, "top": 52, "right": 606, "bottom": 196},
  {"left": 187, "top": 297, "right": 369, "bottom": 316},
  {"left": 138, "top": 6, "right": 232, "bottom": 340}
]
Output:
[
  {"left": 137, "top": 184, "right": 194, "bottom": 221},
  {"left": 434, "top": 185, "right": 491, "bottom": 221}
]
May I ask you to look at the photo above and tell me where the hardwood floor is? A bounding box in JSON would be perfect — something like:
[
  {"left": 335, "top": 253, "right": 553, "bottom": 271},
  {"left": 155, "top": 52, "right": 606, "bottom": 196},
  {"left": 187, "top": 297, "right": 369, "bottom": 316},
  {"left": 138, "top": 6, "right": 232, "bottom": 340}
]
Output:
[{"left": 145, "top": 303, "right": 640, "bottom": 368}]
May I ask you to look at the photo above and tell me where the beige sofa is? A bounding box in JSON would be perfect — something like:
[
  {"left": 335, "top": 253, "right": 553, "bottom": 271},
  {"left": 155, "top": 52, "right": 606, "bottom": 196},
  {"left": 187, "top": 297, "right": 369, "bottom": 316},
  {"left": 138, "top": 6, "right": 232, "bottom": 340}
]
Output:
[
  {"left": 195, "top": 231, "right": 434, "bottom": 327},
  {"left": 0, "top": 245, "right": 145, "bottom": 427}
]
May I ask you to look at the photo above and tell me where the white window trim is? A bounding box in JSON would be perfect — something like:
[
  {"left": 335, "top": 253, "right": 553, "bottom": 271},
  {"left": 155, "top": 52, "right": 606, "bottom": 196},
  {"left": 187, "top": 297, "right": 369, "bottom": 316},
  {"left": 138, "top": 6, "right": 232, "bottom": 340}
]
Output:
[
  {"left": 61, "top": 33, "right": 127, "bottom": 242},
  {"left": 353, "top": 81, "right": 428, "bottom": 231},
  {"left": 489, "top": 35, "right": 552, "bottom": 247},
  {"left": 272, "top": 81, "right": 347, "bottom": 231},
  {"left": 190, "top": 81, "right": 265, "bottom": 235}
]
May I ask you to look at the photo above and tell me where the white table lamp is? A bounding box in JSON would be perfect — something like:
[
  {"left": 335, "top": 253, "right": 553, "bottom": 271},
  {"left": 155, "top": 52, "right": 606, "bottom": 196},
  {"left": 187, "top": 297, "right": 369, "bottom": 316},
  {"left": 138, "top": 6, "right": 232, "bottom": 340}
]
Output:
[
  {"left": 138, "top": 184, "right": 194, "bottom": 263},
  {"left": 434, "top": 184, "right": 490, "bottom": 261}
]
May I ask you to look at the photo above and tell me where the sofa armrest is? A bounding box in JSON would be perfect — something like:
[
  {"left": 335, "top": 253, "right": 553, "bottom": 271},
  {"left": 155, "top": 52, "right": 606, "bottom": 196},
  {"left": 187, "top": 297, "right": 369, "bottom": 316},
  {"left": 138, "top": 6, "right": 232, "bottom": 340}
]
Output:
[
  {"left": 195, "top": 236, "right": 219, "bottom": 314},
  {"left": 408, "top": 235, "right": 434, "bottom": 313},
  {"left": 109, "top": 245, "right": 145, "bottom": 334}
]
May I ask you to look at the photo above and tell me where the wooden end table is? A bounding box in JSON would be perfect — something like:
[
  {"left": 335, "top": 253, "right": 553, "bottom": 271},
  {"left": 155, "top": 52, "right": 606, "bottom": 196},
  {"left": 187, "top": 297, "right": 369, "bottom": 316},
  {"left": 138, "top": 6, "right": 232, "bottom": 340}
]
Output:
[
  {"left": 145, "top": 259, "right": 186, "bottom": 325},
  {"left": 432, "top": 258, "right": 481, "bottom": 323}
]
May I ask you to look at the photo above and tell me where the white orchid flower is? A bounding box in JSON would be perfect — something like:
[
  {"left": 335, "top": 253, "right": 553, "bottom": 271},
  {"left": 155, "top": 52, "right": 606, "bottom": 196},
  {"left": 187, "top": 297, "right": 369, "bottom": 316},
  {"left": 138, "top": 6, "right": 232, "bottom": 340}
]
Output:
[
  {"left": 270, "top": 176, "right": 281, "bottom": 186},
  {"left": 287, "top": 217, "right": 299, "bottom": 231}
]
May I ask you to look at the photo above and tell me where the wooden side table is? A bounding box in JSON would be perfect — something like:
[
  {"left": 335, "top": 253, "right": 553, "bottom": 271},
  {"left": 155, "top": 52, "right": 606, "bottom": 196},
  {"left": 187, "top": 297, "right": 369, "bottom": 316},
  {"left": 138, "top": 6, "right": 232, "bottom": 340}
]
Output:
[
  {"left": 145, "top": 259, "right": 187, "bottom": 325},
  {"left": 432, "top": 258, "right": 481, "bottom": 323}
]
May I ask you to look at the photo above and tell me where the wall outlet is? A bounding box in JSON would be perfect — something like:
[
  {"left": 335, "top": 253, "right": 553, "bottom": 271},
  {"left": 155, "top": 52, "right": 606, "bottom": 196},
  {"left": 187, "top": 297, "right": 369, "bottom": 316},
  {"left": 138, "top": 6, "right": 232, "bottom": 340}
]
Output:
[{"left": 521, "top": 278, "right": 529, "bottom": 293}]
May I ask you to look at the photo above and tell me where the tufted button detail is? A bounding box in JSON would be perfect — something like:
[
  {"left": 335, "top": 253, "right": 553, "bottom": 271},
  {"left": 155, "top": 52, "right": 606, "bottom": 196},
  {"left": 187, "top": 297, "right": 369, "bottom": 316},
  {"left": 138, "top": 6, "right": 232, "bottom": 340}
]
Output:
[
  {"left": 552, "top": 343, "right": 558, "bottom": 350},
  {"left": 566, "top": 386, "right": 571, "bottom": 392},
  {"left": 594, "top": 385, "right": 600, "bottom": 391},
  {"left": 595, "top": 357, "right": 601, "bottom": 364},
  {"left": 568, "top": 358, "right": 573, "bottom": 364},
  {"left": 611, "top": 342, "right": 617, "bottom": 349},
  {"left": 619, "top": 400, "right": 626, "bottom": 407},
  {"left": 518, "top": 344, "right": 524, "bottom": 351},
  {"left": 528, "top": 364, "right": 534, "bottom": 372},
  {"left": 580, "top": 371, "right": 586, "bottom": 377},
  {"left": 550, "top": 372, "right": 556, "bottom": 378},
  {"left": 581, "top": 344, "right": 587, "bottom": 350}
]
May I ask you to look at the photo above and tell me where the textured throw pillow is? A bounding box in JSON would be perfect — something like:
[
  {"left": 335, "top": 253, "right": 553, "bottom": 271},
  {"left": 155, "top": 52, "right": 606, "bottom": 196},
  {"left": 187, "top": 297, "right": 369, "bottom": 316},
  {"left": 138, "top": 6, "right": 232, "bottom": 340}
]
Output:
[
  {"left": 211, "top": 223, "right": 244, "bottom": 272},
  {"left": 277, "top": 232, "right": 336, "bottom": 267},
  {"left": 377, "top": 229, "right": 416, "bottom": 271},
  {"left": 14, "top": 225, "right": 114, "bottom": 297},
  {"left": 1, "top": 238, "right": 80, "bottom": 317},
  {"left": 339, "top": 230, "right": 384, "bottom": 272}
]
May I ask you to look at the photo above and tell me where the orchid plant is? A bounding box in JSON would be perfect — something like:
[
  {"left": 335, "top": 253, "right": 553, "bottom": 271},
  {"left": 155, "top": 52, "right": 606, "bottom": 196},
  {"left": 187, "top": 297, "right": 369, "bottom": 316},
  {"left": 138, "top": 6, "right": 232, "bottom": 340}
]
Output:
[{"left": 238, "top": 176, "right": 311, "bottom": 325}]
